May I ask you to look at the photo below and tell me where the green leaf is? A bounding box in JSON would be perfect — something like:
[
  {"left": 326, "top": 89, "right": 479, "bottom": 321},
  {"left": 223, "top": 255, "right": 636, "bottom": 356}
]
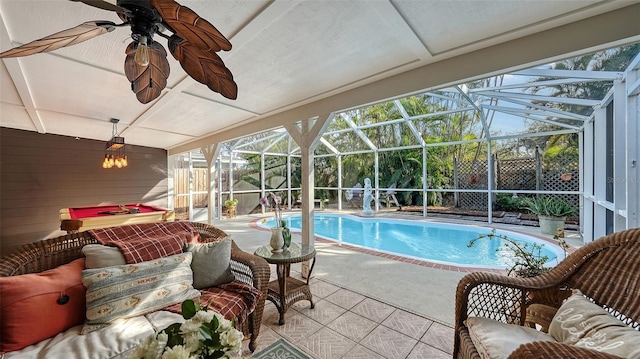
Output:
[
  {"left": 161, "top": 324, "right": 184, "bottom": 347},
  {"left": 181, "top": 299, "right": 198, "bottom": 319},
  {"left": 200, "top": 325, "right": 214, "bottom": 341}
]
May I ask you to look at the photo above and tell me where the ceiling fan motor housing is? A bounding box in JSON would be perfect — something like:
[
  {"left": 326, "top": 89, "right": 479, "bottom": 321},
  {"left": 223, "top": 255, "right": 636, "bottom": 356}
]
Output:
[{"left": 117, "top": 0, "right": 160, "bottom": 41}]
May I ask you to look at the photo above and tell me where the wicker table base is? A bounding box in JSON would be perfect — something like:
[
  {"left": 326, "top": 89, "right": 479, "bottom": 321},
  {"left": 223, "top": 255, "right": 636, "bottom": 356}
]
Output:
[
  {"left": 255, "top": 242, "right": 316, "bottom": 325},
  {"left": 268, "top": 265, "right": 315, "bottom": 324}
]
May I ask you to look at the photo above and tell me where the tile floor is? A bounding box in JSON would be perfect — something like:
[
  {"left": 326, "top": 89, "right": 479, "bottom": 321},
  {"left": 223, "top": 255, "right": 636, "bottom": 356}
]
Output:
[{"left": 243, "top": 271, "right": 453, "bottom": 359}]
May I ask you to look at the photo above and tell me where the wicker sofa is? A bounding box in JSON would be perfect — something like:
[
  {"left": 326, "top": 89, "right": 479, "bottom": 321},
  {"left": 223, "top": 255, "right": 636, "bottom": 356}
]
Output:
[
  {"left": 0, "top": 222, "right": 270, "bottom": 357},
  {"left": 454, "top": 227, "right": 640, "bottom": 359}
]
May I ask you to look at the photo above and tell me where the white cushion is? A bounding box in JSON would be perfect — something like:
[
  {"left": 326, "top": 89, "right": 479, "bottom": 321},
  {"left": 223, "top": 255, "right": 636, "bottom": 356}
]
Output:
[
  {"left": 466, "top": 316, "right": 555, "bottom": 359},
  {"left": 3, "top": 311, "right": 184, "bottom": 359},
  {"left": 549, "top": 289, "right": 640, "bottom": 358},
  {"left": 81, "top": 252, "right": 200, "bottom": 334}
]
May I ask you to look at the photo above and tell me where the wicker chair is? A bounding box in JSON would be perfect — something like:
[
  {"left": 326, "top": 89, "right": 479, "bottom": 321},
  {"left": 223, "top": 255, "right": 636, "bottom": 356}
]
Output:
[
  {"left": 454, "top": 227, "right": 640, "bottom": 359},
  {"left": 0, "top": 222, "right": 271, "bottom": 353}
]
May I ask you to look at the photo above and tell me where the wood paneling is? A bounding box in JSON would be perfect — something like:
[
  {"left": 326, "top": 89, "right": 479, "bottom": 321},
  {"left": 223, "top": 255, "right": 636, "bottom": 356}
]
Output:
[{"left": 0, "top": 128, "right": 168, "bottom": 255}]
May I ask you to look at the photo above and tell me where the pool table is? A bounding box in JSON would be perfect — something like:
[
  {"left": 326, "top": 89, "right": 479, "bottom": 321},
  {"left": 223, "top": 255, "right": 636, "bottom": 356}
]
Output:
[{"left": 59, "top": 203, "right": 175, "bottom": 232}]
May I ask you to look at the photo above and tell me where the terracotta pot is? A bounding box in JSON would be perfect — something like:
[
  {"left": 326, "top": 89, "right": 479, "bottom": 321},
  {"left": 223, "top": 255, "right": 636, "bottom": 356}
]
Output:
[{"left": 560, "top": 173, "right": 572, "bottom": 181}]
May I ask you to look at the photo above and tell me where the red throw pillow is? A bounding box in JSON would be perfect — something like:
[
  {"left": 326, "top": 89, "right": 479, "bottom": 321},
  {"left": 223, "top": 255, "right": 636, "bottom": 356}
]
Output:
[{"left": 0, "top": 258, "right": 86, "bottom": 352}]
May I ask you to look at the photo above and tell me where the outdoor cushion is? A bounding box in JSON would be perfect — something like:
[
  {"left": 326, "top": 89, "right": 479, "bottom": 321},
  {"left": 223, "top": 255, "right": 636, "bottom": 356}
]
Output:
[
  {"left": 81, "top": 252, "right": 200, "bottom": 334},
  {"left": 82, "top": 244, "right": 126, "bottom": 268},
  {"left": 0, "top": 258, "right": 87, "bottom": 352},
  {"left": 185, "top": 236, "right": 235, "bottom": 289},
  {"left": 549, "top": 289, "right": 640, "bottom": 358},
  {"left": 465, "top": 316, "right": 555, "bottom": 359},
  {"left": 2, "top": 311, "right": 185, "bottom": 359}
]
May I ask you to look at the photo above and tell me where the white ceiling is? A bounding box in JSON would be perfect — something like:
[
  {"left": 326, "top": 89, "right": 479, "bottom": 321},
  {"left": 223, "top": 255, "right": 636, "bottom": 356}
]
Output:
[{"left": 1, "top": 0, "right": 639, "bottom": 154}]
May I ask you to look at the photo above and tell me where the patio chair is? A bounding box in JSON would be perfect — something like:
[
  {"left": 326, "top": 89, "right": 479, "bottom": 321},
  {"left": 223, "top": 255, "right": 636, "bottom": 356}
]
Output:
[
  {"left": 345, "top": 183, "right": 363, "bottom": 209},
  {"left": 454, "top": 227, "right": 640, "bottom": 358},
  {"left": 379, "top": 183, "right": 399, "bottom": 208}
]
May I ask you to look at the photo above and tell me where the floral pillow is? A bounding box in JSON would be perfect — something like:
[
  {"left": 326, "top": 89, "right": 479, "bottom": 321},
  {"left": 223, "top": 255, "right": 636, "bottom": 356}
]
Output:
[
  {"left": 549, "top": 289, "right": 640, "bottom": 358},
  {"left": 81, "top": 252, "right": 200, "bottom": 334}
]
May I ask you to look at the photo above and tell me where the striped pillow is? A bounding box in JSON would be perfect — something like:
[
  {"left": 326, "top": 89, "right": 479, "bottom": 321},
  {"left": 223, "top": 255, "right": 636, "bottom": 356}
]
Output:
[{"left": 80, "top": 252, "right": 200, "bottom": 334}]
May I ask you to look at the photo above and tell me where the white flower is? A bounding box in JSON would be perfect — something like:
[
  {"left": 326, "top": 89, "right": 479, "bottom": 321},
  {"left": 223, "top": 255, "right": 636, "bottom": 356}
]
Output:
[
  {"left": 161, "top": 345, "right": 196, "bottom": 359},
  {"left": 193, "top": 309, "right": 215, "bottom": 324},
  {"left": 183, "top": 332, "right": 201, "bottom": 353},
  {"left": 220, "top": 327, "right": 243, "bottom": 350},
  {"left": 131, "top": 300, "right": 242, "bottom": 359},
  {"left": 214, "top": 313, "right": 233, "bottom": 331},
  {"left": 149, "top": 332, "right": 169, "bottom": 359},
  {"left": 129, "top": 335, "right": 155, "bottom": 359},
  {"left": 180, "top": 319, "right": 201, "bottom": 335}
]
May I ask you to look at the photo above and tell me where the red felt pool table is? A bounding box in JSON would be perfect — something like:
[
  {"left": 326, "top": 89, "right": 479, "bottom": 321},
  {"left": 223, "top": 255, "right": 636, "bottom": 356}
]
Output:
[{"left": 59, "top": 203, "right": 175, "bottom": 232}]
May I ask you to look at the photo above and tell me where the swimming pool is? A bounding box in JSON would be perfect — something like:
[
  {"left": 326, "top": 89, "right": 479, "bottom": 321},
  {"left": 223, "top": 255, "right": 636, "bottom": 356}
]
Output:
[{"left": 259, "top": 213, "right": 565, "bottom": 269}]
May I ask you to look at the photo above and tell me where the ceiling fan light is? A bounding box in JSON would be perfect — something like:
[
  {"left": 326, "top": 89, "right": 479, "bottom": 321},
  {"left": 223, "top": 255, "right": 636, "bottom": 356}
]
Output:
[{"left": 134, "top": 36, "right": 150, "bottom": 67}]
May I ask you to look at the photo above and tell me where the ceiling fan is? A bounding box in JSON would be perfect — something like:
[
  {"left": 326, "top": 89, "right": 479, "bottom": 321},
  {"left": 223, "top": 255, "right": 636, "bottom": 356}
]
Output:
[{"left": 0, "top": 0, "right": 237, "bottom": 104}]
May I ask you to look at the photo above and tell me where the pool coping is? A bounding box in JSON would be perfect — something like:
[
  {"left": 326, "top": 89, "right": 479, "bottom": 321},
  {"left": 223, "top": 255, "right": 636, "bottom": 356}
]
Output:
[{"left": 248, "top": 213, "right": 577, "bottom": 274}]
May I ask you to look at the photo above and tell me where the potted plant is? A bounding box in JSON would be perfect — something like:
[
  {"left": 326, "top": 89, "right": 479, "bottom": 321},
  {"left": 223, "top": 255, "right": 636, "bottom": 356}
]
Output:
[
  {"left": 468, "top": 229, "right": 569, "bottom": 277},
  {"left": 224, "top": 198, "right": 238, "bottom": 219},
  {"left": 259, "top": 193, "right": 287, "bottom": 252},
  {"left": 520, "top": 196, "right": 578, "bottom": 235}
]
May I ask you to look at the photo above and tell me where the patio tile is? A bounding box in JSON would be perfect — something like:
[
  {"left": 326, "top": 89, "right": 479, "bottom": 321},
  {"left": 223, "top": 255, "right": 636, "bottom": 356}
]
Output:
[
  {"left": 293, "top": 298, "right": 347, "bottom": 325},
  {"left": 310, "top": 279, "right": 342, "bottom": 298},
  {"left": 351, "top": 297, "right": 395, "bottom": 323},
  {"left": 261, "top": 303, "right": 285, "bottom": 326},
  {"left": 360, "top": 325, "right": 417, "bottom": 358},
  {"left": 406, "top": 342, "right": 451, "bottom": 359},
  {"left": 420, "top": 322, "right": 454, "bottom": 354},
  {"left": 324, "top": 288, "right": 366, "bottom": 310},
  {"left": 326, "top": 311, "right": 378, "bottom": 342},
  {"left": 241, "top": 326, "right": 281, "bottom": 356},
  {"left": 296, "top": 327, "right": 356, "bottom": 359},
  {"left": 383, "top": 309, "right": 434, "bottom": 340},
  {"left": 342, "top": 344, "right": 386, "bottom": 359},
  {"left": 270, "top": 313, "right": 323, "bottom": 342}
]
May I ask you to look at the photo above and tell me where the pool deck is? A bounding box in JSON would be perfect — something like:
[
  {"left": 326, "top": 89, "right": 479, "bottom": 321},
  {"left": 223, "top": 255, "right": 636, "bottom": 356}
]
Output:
[{"left": 212, "top": 210, "right": 583, "bottom": 327}]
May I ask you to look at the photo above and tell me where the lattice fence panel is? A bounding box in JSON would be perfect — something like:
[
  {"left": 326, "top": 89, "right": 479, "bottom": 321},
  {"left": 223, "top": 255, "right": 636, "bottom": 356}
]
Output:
[
  {"left": 454, "top": 154, "right": 580, "bottom": 211},
  {"left": 496, "top": 158, "right": 537, "bottom": 190},
  {"left": 542, "top": 155, "right": 580, "bottom": 206},
  {"left": 456, "top": 159, "right": 489, "bottom": 210}
]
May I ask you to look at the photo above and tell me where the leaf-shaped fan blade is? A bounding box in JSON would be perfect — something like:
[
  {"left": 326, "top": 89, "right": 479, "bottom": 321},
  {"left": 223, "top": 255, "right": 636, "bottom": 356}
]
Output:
[
  {"left": 151, "top": 0, "right": 231, "bottom": 52},
  {"left": 69, "top": 0, "right": 126, "bottom": 15},
  {"left": 0, "top": 21, "right": 116, "bottom": 58},
  {"left": 169, "top": 36, "right": 237, "bottom": 100},
  {"left": 124, "top": 41, "right": 170, "bottom": 104}
]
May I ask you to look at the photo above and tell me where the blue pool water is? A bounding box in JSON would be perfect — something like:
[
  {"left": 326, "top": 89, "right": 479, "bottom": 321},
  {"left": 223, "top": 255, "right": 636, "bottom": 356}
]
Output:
[{"left": 259, "top": 213, "right": 564, "bottom": 268}]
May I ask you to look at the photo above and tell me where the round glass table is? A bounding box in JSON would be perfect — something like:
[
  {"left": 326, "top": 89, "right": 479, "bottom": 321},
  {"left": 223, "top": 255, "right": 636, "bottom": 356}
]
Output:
[{"left": 254, "top": 242, "right": 316, "bottom": 325}]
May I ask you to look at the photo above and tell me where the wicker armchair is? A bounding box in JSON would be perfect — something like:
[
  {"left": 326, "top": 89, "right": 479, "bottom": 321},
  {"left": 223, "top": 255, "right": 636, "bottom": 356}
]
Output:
[
  {"left": 454, "top": 227, "right": 640, "bottom": 359},
  {"left": 0, "top": 221, "right": 271, "bottom": 352}
]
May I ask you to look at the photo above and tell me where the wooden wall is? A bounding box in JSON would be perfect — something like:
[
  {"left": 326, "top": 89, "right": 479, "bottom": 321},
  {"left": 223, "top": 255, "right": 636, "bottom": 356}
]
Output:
[{"left": 0, "top": 128, "right": 168, "bottom": 255}]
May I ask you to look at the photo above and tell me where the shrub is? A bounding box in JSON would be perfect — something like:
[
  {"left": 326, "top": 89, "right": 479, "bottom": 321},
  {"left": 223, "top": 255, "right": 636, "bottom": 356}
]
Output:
[{"left": 494, "top": 193, "right": 524, "bottom": 212}]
